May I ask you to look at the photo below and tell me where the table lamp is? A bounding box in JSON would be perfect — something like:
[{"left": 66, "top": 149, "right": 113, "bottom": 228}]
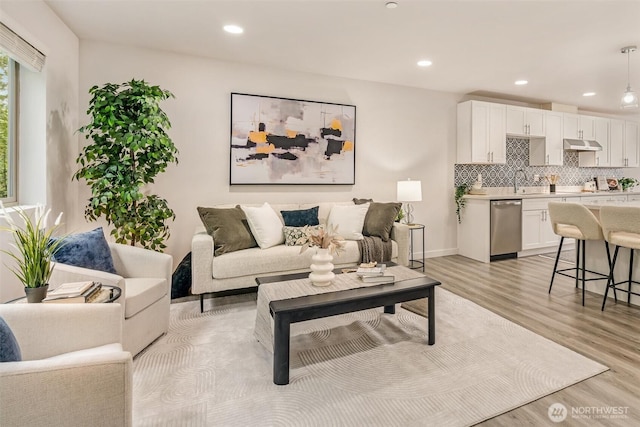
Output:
[{"left": 397, "top": 179, "right": 422, "bottom": 225}]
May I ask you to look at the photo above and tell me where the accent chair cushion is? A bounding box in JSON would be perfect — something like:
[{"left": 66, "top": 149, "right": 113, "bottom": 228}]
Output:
[
  {"left": 197, "top": 206, "right": 258, "bottom": 256},
  {"left": 0, "top": 316, "right": 22, "bottom": 362},
  {"left": 327, "top": 203, "right": 369, "bottom": 240},
  {"left": 283, "top": 225, "right": 324, "bottom": 246},
  {"left": 52, "top": 227, "right": 117, "bottom": 274},
  {"left": 122, "top": 278, "right": 167, "bottom": 318},
  {"left": 241, "top": 203, "right": 285, "bottom": 249},
  {"left": 280, "top": 206, "right": 320, "bottom": 227}
]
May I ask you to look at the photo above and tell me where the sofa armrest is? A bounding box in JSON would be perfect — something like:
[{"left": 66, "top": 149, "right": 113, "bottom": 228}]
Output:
[
  {"left": 191, "top": 226, "right": 214, "bottom": 295},
  {"left": 0, "top": 351, "right": 132, "bottom": 427},
  {"left": 109, "top": 243, "right": 173, "bottom": 285},
  {"left": 391, "top": 222, "right": 410, "bottom": 267},
  {"left": 0, "top": 304, "right": 123, "bottom": 361}
]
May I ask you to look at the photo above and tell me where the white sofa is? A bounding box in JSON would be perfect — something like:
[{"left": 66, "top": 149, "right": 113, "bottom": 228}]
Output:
[
  {"left": 49, "top": 242, "right": 173, "bottom": 356},
  {"left": 0, "top": 304, "right": 132, "bottom": 427},
  {"left": 192, "top": 202, "right": 410, "bottom": 311}
]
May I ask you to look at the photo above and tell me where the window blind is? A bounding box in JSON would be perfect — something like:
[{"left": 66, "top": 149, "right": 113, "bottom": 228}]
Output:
[{"left": 0, "top": 22, "right": 45, "bottom": 72}]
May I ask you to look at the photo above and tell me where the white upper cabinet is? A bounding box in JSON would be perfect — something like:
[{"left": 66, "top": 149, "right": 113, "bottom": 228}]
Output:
[
  {"left": 563, "top": 114, "right": 595, "bottom": 140},
  {"left": 529, "top": 111, "right": 563, "bottom": 166},
  {"left": 578, "top": 117, "right": 610, "bottom": 167},
  {"left": 506, "top": 106, "right": 545, "bottom": 137},
  {"left": 624, "top": 121, "right": 639, "bottom": 167},
  {"left": 609, "top": 119, "right": 639, "bottom": 167},
  {"left": 457, "top": 101, "right": 506, "bottom": 164}
]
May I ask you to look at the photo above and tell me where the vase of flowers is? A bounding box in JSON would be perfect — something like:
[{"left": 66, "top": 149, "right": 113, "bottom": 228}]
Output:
[
  {"left": 0, "top": 203, "right": 66, "bottom": 303},
  {"left": 301, "top": 225, "right": 345, "bottom": 287}
]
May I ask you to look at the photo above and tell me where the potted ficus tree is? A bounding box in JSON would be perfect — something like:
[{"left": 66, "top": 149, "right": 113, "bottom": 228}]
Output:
[
  {"left": 0, "top": 203, "right": 66, "bottom": 302},
  {"left": 75, "top": 79, "right": 179, "bottom": 251}
]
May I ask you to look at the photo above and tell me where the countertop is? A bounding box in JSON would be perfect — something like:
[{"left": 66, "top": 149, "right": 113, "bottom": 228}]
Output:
[{"left": 463, "top": 187, "right": 640, "bottom": 200}]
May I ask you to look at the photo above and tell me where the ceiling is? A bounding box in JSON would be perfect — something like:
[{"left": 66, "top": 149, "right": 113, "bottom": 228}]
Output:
[{"left": 43, "top": 0, "right": 640, "bottom": 116}]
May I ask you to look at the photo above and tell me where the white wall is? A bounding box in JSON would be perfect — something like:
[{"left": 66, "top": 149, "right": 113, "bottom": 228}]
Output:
[
  {"left": 78, "top": 41, "right": 460, "bottom": 264},
  {"left": 0, "top": 1, "right": 79, "bottom": 302}
]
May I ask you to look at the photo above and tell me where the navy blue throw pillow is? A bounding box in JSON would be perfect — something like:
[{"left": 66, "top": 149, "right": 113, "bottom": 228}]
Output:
[
  {"left": 0, "top": 317, "right": 22, "bottom": 362},
  {"left": 52, "top": 227, "right": 117, "bottom": 274},
  {"left": 281, "top": 206, "right": 320, "bottom": 227}
]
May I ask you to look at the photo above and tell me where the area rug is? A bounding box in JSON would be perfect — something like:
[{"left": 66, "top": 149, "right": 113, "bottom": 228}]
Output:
[{"left": 133, "top": 288, "right": 607, "bottom": 426}]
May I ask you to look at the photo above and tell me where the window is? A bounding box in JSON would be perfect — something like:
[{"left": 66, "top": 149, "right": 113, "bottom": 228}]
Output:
[{"left": 0, "top": 51, "right": 18, "bottom": 203}]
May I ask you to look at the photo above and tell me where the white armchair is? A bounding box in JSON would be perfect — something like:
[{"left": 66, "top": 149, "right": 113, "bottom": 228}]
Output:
[
  {"left": 49, "top": 242, "right": 173, "bottom": 356},
  {"left": 0, "top": 304, "right": 132, "bottom": 427}
]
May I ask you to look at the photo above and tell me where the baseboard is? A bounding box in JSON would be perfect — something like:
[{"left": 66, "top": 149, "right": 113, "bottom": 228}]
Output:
[{"left": 413, "top": 248, "right": 459, "bottom": 260}]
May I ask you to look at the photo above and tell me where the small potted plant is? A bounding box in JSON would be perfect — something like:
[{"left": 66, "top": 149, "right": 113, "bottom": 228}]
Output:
[
  {"left": 618, "top": 177, "right": 638, "bottom": 192},
  {"left": 0, "top": 203, "right": 66, "bottom": 302}
]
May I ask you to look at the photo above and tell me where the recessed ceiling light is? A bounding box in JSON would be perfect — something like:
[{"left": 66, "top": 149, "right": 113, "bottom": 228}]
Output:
[
  {"left": 223, "top": 25, "right": 243, "bottom": 34},
  {"left": 515, "top": 80, "right": 528, "bottom": 86},
  {"left": 385, "top": 1, "right": 398, "bottom": 9},
  {"left": 583, "top": 92, "right": 596, "bottom": 97},
  {"left": 417, "top": 60, "right": 432, "bottom": 67}
]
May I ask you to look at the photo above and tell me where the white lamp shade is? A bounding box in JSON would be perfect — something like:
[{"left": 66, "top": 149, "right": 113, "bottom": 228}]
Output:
[{"left": 397, "top": 180, "right": 422, "bottom": 202}]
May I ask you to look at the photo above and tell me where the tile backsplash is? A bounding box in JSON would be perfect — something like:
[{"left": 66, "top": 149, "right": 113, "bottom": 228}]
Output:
[{"left": 454, "top": 138, "right": 623, "bottom": 188}]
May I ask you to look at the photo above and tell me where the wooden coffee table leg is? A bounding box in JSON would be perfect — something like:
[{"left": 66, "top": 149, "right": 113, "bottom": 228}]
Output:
[
  {"left": 428, "top": 287, "right": 436, "bottom": 345},
  {"left": 273, "top": 312, "right": 291, "bottom": 385},
  {"left": 384, "top": 304, "right": 395, "bottom": 314}
]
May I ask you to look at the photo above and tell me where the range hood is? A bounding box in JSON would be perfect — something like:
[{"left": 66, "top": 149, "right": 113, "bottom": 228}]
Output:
[{"left": 563, "top": 139, "right": 603, "bottom": 151}]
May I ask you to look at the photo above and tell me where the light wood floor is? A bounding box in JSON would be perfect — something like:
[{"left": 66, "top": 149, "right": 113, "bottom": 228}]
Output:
[{"left": 424, "top": 254, "right": 640, "bottom": 426}]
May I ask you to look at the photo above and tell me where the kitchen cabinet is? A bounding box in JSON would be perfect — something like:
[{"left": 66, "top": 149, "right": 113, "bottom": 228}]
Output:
[
  {"left": 457, "top": 100, "right": 506, "bottom": 164},
  {"left": 624, "top": 121, "right": 639, "bottom": 167},
  {"left": 563, "top": 113, "right": 595, "bottom": 140},
  {"left": 529, "top": 111, "right": 563, "bottom": 166},
  {"left": 506, "top": 106, "right": 545, "bottom": 137},
  {"left": 578, "top": 117, "right": 610, "bottom": 167},
  {"left": 609, "top": 119, "right": 639, "bottom": 167},
  {"left": 521, "top": 198, "right": 560, "bottom": 251}
]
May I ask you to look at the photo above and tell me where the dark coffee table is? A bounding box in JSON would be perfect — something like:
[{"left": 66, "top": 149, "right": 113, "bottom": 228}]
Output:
[{"left": 255, "top": 268, "right": 440, "bottom": 385}]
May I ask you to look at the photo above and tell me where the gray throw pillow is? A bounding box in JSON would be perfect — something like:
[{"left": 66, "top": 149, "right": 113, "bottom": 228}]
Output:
[
  {"left": 353, "top": 198, "right": 373, "bottom": 205},
  {"left": 52, "top": 227, "right": 117, "bottom": 274},
  {"left": 362, "top": 202, "right": 402, "bottom": 242},
  {"left": 197, "top": 206, "right": 258, "bottom": 256},
  {"left": 0, "top": 316, "right": 21, "bottom": 362}
]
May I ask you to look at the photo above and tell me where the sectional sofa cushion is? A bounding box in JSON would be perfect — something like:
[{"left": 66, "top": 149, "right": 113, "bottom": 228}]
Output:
[
  {"left": 52, "top": 227, "right": 117, "bottom": 274},
  {"left": 280, "top": 206, "right": 320, "bottom": 227},
  {"left": 197, "top": 206, "right": 257, "bottom": 256},
  {"left": 241, "top": 203, "right": 285, "bottom": 249},
  {"left": 327, "top": 203, "right": 369, "bottom": 240},
  {"left": 0, "top": 316, "right": 21, "bottom": 362}
]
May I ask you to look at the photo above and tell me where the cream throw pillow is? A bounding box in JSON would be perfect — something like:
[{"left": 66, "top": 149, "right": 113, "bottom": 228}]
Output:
[
  {"left": 327, "top": 203, "right": 370, "bottom": 240},
  {"left": 241, "top": 203, "right": 285, "bottom": 249}
]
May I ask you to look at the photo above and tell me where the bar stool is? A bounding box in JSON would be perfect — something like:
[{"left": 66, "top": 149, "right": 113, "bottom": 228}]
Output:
[
  {"left": 547, "top": 202, "right": 611, "bottom": 306},
  {"left": 599, "top": 206, "right": 640, "bottom": 310}
]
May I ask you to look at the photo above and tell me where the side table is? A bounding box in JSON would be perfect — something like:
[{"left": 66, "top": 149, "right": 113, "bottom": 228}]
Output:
[{"left": 408, "top": 223, "right": 425, "bottom": 272}]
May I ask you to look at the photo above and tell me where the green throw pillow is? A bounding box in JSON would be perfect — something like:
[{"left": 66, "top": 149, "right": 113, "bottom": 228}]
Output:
[
  {"left": 197, "top": 206, "right": 257, "bottom": 256},
  {"left": 362, "top": 201, "right": 402, "bottom": 242}
]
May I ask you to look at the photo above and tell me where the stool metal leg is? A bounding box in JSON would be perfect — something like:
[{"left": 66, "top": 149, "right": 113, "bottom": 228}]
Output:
[
  {"left": 628, "top": 249, "right": 635, "bottom": 304},
  {"left": 581, "top": 240, "right": 586, "bottom": 306},
  {"left": 575, "top": 240, "right": 580, "bottom": 289},
  {"left": 602, "top": 245, "right": 620, "bottom": 311},
  {"left": 549, "top": 237, "right": 564, "bottom": 294}
]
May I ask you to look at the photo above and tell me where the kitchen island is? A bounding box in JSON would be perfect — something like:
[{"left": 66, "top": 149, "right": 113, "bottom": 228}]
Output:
[{"left": 458, "top": 188, "right": 640, "bottom": 263}]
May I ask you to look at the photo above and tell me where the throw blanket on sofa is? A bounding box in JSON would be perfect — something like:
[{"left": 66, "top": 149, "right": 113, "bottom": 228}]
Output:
[{"left": 358, "top": 236, "right": 393, "bottom": 264}]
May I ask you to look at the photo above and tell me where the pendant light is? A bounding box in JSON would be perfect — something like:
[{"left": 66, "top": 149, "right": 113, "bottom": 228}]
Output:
[{"left": 620, "top": 46, "right": 638, "bottom": 109}]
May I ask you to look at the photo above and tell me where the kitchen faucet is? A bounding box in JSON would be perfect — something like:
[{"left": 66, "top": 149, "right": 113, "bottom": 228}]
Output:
[{"left": 514, "top": 169, "right": 527, "bottom": 193}]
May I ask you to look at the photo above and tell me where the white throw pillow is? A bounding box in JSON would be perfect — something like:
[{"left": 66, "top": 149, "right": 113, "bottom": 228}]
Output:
[
  {"left": 327, "top": 203, "right": 370, "bottom": 240},
  {"left": 241, "top": 203, "right": 285, "bottom": 249}
]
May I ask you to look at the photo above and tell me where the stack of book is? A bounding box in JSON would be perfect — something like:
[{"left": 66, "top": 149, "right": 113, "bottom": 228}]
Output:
[
  {"left": 356, "top": 264, "right": 395, "bottom": 283},
  {"left": 43, "top": 281, "right": 103, "bottom": 303}
]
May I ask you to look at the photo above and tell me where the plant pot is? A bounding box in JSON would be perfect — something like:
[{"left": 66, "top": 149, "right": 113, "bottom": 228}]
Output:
[
  {"left": 309, "top": 248, "right": 335, "bottom": 287},
  {"left": 24, "top": 285, "right": 49, "bottom": 303}
]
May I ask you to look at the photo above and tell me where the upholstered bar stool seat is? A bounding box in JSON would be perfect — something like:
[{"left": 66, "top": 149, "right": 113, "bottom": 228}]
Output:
[
  {"left": 548, "top": 202, "right": 611, "bottom": 306},
  {"left": 599, "top": 206, "right": 640, "bottom": 310}
]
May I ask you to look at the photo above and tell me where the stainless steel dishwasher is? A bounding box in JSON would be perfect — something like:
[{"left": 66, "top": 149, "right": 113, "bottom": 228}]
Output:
[{"left": 490, "top": 200, "right": 522, "bottom": 261}]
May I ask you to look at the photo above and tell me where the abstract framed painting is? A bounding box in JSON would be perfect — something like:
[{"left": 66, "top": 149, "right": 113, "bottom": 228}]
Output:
[{"left": 230, "top": 93, "right": 356, "bottom": 185}]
